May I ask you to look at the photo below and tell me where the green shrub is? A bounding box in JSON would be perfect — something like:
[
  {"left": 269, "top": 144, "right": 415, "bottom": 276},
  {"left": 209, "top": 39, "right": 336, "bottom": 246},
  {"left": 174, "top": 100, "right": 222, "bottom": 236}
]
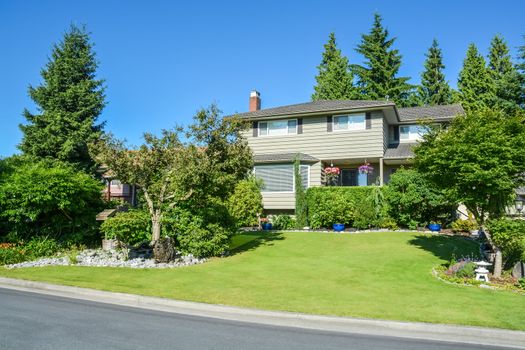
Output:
[
  {"left": 227, "top": 177, "right": 263, "bottom": 227},
  {"left": 0, "top": 246, "right": 25, "bottom": 265},
  {"left": 306, "top": 187, "right": 386, "bottom": 229},
  {"left": 24, "top": 236, "right": 60, "bottom": 258},
  {"left": 455, "top": 262, "right": 476, "bottom": 278},
  {"left": 451, "top": 219, "right": 478, "bottom": 233},
  {"left": 100, "top": 210, "right": 151, "bottom": 246},
  {"left": 0, "top": 159, "right": 104, "bottom": 243},
  {"left": 384, "top": 168, "right": 455, "bottom": 228},
  {"left": 162, "top": 208, "right": 233, "bottom": 257},
  {"left": 487, "top": 218, "right": 525, "bottom": 269},
  {"left": 377, "top": 217, "right": 399, "bottom": 230},
  {"left": 272, "top": 215, "right": 296, "bottom": 230}
]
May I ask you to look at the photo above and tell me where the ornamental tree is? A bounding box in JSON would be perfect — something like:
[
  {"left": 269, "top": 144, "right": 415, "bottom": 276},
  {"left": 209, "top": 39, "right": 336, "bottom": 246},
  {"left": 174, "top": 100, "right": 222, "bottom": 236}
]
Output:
[
  {"left": 19, "top": 24, "right": 106, "bottom": 173},
  {"left": 415, "top": 108, "right": 525, "bottom": 276}
]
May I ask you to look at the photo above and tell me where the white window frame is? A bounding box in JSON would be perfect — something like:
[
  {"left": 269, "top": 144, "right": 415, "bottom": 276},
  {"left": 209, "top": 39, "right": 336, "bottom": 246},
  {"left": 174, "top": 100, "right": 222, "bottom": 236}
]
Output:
[
  {"left": 400, "top": 124, "right": 427, "bottom": 141},
  {"left": 258, "top": 119, "right": 297, "bottom": 137},
  {"left": 333, "top": 113, "right": 366, "bottom": 132},
  {"left": 253, "top": 163, "right": 310, "bottom": 193}
]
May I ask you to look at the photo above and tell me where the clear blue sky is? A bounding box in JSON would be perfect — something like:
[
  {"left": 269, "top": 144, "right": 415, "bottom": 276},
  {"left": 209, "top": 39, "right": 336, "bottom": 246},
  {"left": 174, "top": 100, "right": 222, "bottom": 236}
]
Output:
[{"left": 1, "top": 0, "right": 524, "bottom": 157}]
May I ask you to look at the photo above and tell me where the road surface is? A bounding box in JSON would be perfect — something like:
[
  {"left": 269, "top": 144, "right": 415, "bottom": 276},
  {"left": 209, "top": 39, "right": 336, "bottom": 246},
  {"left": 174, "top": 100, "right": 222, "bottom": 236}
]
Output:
[{"left": 0, "top": 287, "right": 518, "bottom": 350}]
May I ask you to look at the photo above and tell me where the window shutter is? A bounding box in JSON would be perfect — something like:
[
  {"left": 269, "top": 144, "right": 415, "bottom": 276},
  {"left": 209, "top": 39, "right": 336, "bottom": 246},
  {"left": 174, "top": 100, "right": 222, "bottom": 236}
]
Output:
[
  {"left": 327, "top": 116, "right": 333, "bottom": 132},
  {"left": 252, "top": 121, "right": 258, "bottom": 137},
  {"left": 393, "top": 125, "right": 400, "bottom": 142},
  {"left": 297, "top": 118, "right": 303, "bottom": 134},
  {"left": 365, "top": 112, "right": 372, "bottom": 129}
]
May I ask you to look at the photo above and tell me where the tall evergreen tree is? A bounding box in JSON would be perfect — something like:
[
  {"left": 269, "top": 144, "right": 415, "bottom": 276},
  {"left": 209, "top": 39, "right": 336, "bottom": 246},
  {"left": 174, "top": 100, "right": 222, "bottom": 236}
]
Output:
[
  {"left": 518, "top": 36, "right": 525, "bottom": 109},
  {"left": 419, "top": 39, "right": 452, "bottom": 105},
  {"left": 487, "top": 35, "right": 522, "bottom": 112},
  {"left": 457, "top": 43, "right": 494, "bottom": 112},
  {"left": 312, "top": 32, "right": 357, "bottom": 100},
  {"left": 353, "top": 14, "right": 412, "bottom": 106},
  {"left": 19, "top": 24, "right": 106, "bottom": 172}
]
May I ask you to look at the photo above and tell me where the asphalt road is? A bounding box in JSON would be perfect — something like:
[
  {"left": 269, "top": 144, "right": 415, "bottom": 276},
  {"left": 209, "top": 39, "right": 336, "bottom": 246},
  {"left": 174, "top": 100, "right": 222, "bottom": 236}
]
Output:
[{"left": 0, "top": 287, "right": 518, "bottom": 350}]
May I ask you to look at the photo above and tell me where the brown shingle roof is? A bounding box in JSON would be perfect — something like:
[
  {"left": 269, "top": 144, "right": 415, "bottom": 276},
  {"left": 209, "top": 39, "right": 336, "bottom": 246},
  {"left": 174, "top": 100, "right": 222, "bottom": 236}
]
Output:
[{"left": 254, "top": 152, "right": 319, "bottom": 163}]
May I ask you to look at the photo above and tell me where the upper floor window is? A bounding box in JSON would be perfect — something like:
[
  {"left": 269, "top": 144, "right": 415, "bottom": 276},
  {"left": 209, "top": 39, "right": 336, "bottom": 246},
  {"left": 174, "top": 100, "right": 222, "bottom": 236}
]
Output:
[
  {"left": 258, "top": 119, "right": 297, "bottom": 136},
  {"left": 400, "top": 125, "right": 427, "bottom": 141},
  {"left": 333, "top": 114, "right": 366, "bottom": 131}
]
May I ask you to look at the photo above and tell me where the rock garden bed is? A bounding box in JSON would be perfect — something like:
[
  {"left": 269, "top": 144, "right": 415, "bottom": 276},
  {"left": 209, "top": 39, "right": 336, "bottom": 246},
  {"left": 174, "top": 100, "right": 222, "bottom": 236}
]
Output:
[{"left": 5, "top": 247, "right": 205, "bottom": 269}]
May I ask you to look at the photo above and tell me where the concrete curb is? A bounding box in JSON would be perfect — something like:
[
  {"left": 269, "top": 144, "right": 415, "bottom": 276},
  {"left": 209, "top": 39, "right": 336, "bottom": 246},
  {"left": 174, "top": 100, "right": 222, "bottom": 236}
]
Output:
[{"left": 0, "top": 276, "right": 524, "bottom": 349}]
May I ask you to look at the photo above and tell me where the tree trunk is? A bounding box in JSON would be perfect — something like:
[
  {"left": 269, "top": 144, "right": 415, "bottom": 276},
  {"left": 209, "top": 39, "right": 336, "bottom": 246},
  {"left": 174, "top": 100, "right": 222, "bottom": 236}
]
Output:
[
  {"left": 493, "top": 248, "right": 503, "bottom": 278},
  {"left": 151, "top": 212, "right": 161, "bottom": 243}
]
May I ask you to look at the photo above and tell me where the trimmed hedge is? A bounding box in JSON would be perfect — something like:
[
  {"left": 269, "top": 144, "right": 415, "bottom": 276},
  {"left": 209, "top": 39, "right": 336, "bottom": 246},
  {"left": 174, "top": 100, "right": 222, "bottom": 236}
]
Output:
[{"left": 306, "top": 186, "right": 388, "bottom": 229}]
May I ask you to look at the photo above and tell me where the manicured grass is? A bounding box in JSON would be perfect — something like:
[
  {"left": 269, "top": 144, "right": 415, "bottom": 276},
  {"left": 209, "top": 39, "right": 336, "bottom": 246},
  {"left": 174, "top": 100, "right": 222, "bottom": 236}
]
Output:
[{"left": 1, "top": 231, "right": 524, "bottom": 330}]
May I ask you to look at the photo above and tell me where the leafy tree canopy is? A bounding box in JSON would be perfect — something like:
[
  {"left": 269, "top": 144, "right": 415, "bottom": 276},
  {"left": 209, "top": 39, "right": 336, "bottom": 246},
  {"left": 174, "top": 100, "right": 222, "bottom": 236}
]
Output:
[{"left": 19, "top": 24, "right": 106, "bottom": 173}]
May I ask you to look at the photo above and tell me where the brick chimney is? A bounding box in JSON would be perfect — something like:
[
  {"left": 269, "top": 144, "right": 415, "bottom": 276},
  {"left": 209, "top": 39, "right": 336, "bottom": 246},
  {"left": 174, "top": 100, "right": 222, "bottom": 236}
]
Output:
[{"left": 249, "top": 90, "right": 261, "bottom": 111}]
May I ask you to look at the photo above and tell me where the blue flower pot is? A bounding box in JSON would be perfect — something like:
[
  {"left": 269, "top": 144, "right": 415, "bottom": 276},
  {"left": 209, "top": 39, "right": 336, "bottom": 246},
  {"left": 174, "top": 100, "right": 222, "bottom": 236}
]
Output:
[
  {"left": 333, "top": 223, "right": 345, "bottom": 232},
  {"left": 262, "top": 223, "right": 272, "bottom": 231},
  {"left": 428, "top": 223, "right": 441, "bottom": 232}
]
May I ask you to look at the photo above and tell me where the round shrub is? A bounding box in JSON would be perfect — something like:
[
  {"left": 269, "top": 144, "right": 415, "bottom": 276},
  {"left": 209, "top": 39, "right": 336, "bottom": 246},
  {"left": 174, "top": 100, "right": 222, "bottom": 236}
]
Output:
[
  {"left": 100, "top": 210, "right": 151, "bottom": 246},
  {"left": 271, "top": 215, "right": 296, "bottom": 230},
  {"left": 487, "top": 218, "right": 525, "bottom": 269},
  {"left": 451, "top": 219, "right": 477, "bottom": 233},
  {"left": 227, "top": 177, "right": 263, "bottom": 227}
]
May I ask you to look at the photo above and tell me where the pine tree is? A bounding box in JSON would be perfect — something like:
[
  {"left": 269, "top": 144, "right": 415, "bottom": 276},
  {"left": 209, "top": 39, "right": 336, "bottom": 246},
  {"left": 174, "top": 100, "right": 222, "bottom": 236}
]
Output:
[
  {"left": 19, "top": 24, "right": 106, "bottom": 172},
  {"left": 487, "top": 35, "right": 522, "bottom": 112},
  {"left": 419, "top": 39, "right": 452, "bottom": 105},
  {"left": 518, "top": 36, "right": 525, "bottom": 109},
  {"left": 312, "top": 33, "right": 357, "bottom": 100},
  {"left": 457, "top": 43, "right": 494, "bottom": 112},
  {"left": 353, "top": 13, "right": 412, "bottom": 106}
]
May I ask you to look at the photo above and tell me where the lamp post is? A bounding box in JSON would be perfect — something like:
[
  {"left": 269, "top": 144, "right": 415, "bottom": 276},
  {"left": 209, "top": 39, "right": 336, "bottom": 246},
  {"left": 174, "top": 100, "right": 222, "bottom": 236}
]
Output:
[{"left": 515, "top": 198, "right": 523, "bottom": 217}]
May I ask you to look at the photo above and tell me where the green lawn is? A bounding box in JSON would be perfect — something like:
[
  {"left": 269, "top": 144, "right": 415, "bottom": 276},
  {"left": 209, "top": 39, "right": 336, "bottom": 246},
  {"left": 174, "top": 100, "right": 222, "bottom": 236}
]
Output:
[{"left": 1, "top": 231, "right": 524, "bottom": 330}]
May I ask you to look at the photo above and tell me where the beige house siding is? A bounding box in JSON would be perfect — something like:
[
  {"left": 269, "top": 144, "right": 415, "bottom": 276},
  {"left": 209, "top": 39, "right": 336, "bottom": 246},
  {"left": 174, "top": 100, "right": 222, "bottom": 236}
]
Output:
[{"left": 244, "top": 111, "right": 385, "bottom": 160}]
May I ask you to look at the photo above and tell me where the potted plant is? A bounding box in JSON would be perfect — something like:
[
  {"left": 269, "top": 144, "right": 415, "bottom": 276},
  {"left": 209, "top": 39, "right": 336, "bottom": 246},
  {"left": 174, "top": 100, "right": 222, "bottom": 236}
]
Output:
[
  {"left": 332, "top": 223, "right": 345, "bottom": 232},
  {"left": 428, "top": 221, "right": 442, "bottom": 232},
  {"left": 260, "top": 217, "right": 272, "bottom": 231},
  {"left": 324, "top": 165, "right": 340, "bottom": 186}
]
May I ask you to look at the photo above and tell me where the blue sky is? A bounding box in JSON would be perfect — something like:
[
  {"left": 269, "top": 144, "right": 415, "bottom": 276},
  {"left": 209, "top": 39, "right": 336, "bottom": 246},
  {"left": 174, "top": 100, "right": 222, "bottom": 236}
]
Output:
[{"left": 1, "top": 0, "right": 524, "bottom": 157}]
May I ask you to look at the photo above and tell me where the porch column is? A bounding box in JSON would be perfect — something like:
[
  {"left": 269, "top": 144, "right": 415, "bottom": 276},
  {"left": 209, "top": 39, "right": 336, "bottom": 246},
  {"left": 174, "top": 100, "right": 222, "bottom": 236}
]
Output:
[{"left": 379, "top": 157, "right": 384, "bottom": 186}]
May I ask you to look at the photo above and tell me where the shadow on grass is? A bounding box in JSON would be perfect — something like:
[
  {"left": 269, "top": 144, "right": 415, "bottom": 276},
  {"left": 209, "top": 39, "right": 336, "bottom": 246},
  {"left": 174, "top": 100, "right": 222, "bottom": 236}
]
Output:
[
  {"left": 229, "top": 231, "right": 285, "bottom": 256},
  {"left": 408, "top": 234, "right": 479, "bottom": 262}
]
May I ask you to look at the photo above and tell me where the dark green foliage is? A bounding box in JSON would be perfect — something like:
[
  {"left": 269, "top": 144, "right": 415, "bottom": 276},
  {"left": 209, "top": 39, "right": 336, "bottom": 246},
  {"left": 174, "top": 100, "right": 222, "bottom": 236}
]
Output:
[
  {"left": 99, "top": 210, "right": 151, "bottom": 246},
  {"left": 306, "top": 187, "right": 387, "bottom": 229},
  {"left": 487, "top": 35, "right": 523, "bottom": 112},
  {"left": 312, "top": 33, "right": 357, "bottom": 100},
  {"left": 19, "top": 24, "right": 106, "bottom": 173},
  {"left": 384, "top": 168, "right": 455, "bottom": 229},
  {"left": 294, "top": 159, "right": 308, "bottom": 229},
  {"left": 419, "top": 39, "right": 452, "bottom": 105},
  {"left": 415, "top": 108, "right": 525, "bottom": 226},
  {"left": 517, "top": 36, "right": 525, "bottom": 109},
  {"left": 0, "top": 159, "right": 104, "bottom": 243},
  {"left": 487, "top": 218, "right": 525, "bottom": 269},
  {"left": 271, "top": 215, "right": 296, "bottom": 230},
  {"left": 458, "top": 44, "right": 494, "bottom": 112},
  {"left": 227, "top": 177, "right": 263, "bottom": 227},
  {"left": 353, "top": 14, "right": 413, "bottom": 106}
]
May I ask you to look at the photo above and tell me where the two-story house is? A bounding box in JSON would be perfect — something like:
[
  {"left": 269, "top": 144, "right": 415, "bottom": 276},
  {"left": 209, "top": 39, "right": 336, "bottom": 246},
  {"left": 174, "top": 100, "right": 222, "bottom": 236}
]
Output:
[{"left": 236, "top": 90, "right": 464, "bottom": 213}]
